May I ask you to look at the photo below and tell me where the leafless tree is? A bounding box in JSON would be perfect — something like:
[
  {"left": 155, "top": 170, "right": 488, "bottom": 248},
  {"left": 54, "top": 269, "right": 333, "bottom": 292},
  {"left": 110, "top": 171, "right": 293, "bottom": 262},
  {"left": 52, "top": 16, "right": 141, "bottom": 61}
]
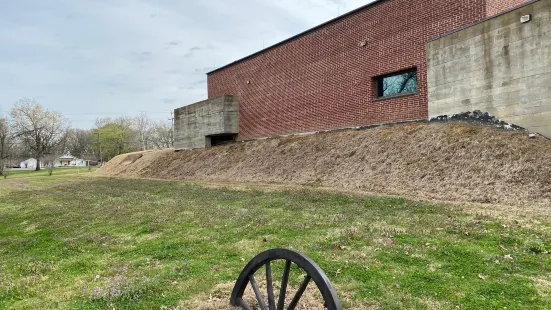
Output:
[
  {"left": 10, "top": 99, "right": 69, "bottom": 171},
  {"left": 66, "top": 128, "right": 94, "bottom": 159},
  {"left": 150, "top": 120, "right": 174, "bottom": 149},
  {"left": 43, "top": 153, "right": 59, "bottom": 176},
  {"left": 94, "top": 117, "right": 113, "bottom": 129},
  {"left": 0, "top": 118, "right": 13, "bottom": 177},
  {"left": 133, "top": 112, "right": 153, "bottom": 151}
]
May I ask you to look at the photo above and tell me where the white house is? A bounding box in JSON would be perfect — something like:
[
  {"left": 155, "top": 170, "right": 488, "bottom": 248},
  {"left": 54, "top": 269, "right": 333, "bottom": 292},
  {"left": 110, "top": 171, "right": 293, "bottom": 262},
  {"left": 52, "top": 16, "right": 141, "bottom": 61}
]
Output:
[
  {"left": 19, "top": 154, "right": 87, "bottom": 169},
  {"left": 55, "top": 154, "right": 87, "bottom": 167},
  {"left": 19, "top": 158, "right": 42, "bottom": 169}
]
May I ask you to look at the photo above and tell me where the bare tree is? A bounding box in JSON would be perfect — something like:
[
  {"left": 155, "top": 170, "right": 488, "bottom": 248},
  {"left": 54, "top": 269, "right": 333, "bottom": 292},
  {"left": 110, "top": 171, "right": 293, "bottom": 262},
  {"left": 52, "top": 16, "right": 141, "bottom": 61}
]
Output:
[
  {"left": 150, "top": 120, "right": 174, "bottom": 149},
  {"left": 0, "top": 118, "right": 13, "bottom": 177},
  {"left": 10, "top": 99, "right": 69, "bottom": 171},
  {"left": 66, "top": 128, "right": 94, "bottom": 159},
  {"left": 133, "top": 112, "right": 153, "bottom": 151},
  {"left": 42, "top": 153, "right": 58, "bottom": 176},
  {"left": 94, "top": 117, "right": 113, "bottom": 129}
]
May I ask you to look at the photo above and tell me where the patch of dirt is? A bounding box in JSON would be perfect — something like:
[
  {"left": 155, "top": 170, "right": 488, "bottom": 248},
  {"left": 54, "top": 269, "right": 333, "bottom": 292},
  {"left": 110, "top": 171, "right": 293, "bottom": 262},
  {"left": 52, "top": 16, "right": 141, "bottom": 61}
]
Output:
[
  {"left": 121, "top": 153, "right": 144, "bottom": 165},
  {"left": 98, "top": 122, "right": 551, "bottom": 207},
  {"left": 532, "top": 277, "right": 551, "bottom": 298},
  {"left": 177, "top": 281, "right": 326, "bottom": 310},
  {"left": 177, "top": 280, "right": 373, "bottom": 310}
]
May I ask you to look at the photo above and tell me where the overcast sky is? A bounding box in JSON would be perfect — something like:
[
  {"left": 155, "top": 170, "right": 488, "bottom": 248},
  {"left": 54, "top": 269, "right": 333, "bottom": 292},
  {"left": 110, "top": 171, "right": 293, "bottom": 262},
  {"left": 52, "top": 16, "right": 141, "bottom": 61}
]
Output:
[{"left": 0, "top": 0, "right": 372, "bottom": 128}]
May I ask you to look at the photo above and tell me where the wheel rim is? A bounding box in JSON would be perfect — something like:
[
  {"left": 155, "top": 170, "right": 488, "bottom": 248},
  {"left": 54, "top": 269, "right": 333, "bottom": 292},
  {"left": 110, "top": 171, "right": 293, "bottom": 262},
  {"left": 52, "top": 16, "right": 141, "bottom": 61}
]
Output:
[{"left": 230, "top": 248, "right": 343, "bottom": 310}]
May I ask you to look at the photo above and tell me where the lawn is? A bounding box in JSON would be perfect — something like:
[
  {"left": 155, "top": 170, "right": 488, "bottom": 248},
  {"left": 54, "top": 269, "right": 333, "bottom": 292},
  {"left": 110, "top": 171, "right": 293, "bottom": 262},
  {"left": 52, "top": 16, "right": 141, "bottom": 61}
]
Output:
[
  {"left": 4, "top": 166, "right": 98, "bottom": 179},
  {"left": 0, "top": 175, "right": 550, "bottom": 309}
]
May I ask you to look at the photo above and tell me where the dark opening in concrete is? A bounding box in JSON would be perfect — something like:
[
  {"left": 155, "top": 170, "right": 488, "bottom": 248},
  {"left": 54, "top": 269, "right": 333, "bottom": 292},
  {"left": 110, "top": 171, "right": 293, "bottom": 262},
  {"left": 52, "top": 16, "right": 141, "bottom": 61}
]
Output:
[{"left": 206, "top": 134, "right": 237, "bottom": 147}]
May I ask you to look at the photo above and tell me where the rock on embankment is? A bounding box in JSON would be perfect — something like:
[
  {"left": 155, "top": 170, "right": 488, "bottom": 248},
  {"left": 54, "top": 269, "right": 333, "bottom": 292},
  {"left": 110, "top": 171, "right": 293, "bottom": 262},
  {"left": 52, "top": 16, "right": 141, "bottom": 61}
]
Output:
[{"left": 99, "top": 122, "right": 551, "bottom": 207}]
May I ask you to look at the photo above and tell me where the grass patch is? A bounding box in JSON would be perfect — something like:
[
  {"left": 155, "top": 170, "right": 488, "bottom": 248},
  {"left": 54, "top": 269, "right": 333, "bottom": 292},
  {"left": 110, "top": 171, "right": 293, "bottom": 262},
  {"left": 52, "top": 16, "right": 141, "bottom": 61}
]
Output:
[
  {"left": 4, "top": 167, "right": 98, "bottom": 179},
  {"left": 0, "top": 176, "right": 550, "bottom": 309}
]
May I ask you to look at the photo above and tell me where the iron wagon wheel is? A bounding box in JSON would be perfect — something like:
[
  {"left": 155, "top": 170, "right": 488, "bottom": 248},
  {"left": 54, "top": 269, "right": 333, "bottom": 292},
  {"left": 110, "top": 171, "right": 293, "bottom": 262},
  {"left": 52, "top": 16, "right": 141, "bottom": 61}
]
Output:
[{"left": 230, "top": 248, "right": 343, "bottom": 310}]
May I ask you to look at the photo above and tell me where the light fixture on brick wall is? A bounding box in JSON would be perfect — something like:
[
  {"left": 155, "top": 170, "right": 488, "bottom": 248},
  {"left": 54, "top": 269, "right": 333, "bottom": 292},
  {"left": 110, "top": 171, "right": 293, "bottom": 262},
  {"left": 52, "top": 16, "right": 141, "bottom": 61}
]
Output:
[
  {"left": 520, "top": 14, "right": 531, "bottom": 24},
  {"left": 359, "top": 40, "right": 367, "bottom": 47}
]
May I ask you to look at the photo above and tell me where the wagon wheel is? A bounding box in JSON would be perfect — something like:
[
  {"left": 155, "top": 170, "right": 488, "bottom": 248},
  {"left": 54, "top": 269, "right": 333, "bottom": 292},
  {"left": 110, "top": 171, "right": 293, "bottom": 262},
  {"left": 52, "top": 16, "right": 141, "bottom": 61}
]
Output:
[{"left": 230, "top": 248, "right": 343, "bottom": 310}]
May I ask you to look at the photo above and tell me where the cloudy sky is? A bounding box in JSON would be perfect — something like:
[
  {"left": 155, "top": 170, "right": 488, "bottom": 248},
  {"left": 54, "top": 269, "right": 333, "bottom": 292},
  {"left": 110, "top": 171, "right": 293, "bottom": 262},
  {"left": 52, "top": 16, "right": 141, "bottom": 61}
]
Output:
[{"left": 0, "top": 0, "right": 371, "bottom": 128}]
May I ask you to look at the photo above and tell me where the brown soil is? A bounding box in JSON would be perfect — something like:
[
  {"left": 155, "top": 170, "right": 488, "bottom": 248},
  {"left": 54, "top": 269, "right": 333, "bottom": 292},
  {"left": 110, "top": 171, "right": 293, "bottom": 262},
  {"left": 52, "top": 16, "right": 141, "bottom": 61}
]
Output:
[
  {"left": 177, "top": 280, "right": 371, "bottom": 310},
  {"left": 177, "top": 281, "right": 326, "bottom": 310},
  {"left": 98, "top": 122, "right": 551, "bottom": 207}
]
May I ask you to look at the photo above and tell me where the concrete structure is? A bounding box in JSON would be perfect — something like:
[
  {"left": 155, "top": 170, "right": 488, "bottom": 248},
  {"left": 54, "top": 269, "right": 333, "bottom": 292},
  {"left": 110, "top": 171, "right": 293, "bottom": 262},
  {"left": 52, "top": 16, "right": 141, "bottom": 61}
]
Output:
[
  {"left": 174, "top": 0, "right": 546, "bottom": 148},
  {"left": 427, "top": 0, "right": 551, "bottom": 137},
  {"left": 174, "top": 95, "right": 239, "bottom": 149},
  {"left": 206, "top": 0, "right": 529, "bottom": 140}
]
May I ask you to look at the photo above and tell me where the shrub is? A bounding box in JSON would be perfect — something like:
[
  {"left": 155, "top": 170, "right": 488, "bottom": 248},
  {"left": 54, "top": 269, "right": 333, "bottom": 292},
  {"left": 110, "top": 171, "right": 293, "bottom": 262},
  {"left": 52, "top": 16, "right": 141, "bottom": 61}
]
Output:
[{"left": 526, "top": 239, "right": 546, "bottom": 254}]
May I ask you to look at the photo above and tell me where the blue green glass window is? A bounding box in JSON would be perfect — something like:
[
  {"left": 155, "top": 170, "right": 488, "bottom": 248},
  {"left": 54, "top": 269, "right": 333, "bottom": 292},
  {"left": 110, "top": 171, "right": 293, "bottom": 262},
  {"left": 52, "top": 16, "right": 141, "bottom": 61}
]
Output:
[{"left": 376, "top": 69, "right": 418, "bottom": 98}]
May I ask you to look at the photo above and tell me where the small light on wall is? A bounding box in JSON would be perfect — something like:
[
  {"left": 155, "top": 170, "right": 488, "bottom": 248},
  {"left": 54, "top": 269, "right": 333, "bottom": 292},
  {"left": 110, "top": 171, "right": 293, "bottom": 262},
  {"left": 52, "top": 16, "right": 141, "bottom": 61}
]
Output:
[
  {"left": 246, "top": 80, "right": 251, "bottom": 84},
  {"left": 520, "top": 14, "right": 532, "bottom": 24},
  {"left": 359, "top": 40, "right": 367, "bottom": 47}
]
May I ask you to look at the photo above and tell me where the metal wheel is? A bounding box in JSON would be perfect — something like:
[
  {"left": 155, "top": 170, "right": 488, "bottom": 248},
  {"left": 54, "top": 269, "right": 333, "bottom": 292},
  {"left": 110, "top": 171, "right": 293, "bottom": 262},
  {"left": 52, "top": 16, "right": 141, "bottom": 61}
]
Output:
[{"left": 230, "top": 248, "right": 343, "bottom": 310}]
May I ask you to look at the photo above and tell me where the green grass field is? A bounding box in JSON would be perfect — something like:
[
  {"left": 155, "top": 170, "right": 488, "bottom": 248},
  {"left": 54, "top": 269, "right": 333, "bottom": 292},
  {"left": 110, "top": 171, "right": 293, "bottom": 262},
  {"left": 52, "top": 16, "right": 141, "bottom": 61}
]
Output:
[
  {"left": 0, "top": 175, "right": 550, "bottom": 309},
  {"left": 4, "top": 166, "right": 98, "bottom": 179}
]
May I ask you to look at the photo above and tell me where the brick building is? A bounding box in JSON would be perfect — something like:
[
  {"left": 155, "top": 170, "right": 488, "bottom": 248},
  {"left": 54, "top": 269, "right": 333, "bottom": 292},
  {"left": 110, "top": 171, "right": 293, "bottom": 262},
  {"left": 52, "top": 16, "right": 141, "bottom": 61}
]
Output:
[{"left": 174, "top": 0, "right": 535, "bottom": 149}]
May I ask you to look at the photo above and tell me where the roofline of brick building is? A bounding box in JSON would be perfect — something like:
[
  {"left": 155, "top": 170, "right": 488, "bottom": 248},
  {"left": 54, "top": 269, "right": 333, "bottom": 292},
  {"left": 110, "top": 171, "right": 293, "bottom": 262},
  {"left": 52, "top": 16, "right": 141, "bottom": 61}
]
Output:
[
  {"left": 207, "top": 0, "right": 538, "bottom": 75},
  {"left": 429, "top": 0, "right": 539, "bottom": 42},
  {"left": 206, "top": 0, "right": 387, "bottom": 75}
]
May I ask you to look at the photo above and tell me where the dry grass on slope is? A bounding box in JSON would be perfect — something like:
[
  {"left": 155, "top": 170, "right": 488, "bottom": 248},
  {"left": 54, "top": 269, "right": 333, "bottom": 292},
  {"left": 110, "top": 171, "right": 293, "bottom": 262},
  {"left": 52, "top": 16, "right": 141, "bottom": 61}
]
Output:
[{"left": 99, "top": 122, "right": 551, "bottom": 207}]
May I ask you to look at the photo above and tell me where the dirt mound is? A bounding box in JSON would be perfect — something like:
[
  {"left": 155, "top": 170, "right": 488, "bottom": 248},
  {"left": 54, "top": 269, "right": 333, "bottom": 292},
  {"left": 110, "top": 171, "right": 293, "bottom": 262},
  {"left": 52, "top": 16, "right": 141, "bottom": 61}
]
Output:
[
  {"left": 99, "top": 122, "right": 551, "bottom": 207},
  {"left": 120, "top": 153, "right": 143, "bottom": 165}
]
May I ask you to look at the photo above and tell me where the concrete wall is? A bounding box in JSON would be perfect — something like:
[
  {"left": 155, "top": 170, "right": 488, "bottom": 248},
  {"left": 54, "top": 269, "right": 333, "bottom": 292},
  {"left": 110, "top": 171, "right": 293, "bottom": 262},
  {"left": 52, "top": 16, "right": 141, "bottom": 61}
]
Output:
[
  {"left": 173, "top": 95, "right": 239, "bottom": 150},
  {"left": 208, "top": 0, "right": 530, "bottom": 140},
  {"left": 427, "top": 0, "right": 551, "bottom": 138}
]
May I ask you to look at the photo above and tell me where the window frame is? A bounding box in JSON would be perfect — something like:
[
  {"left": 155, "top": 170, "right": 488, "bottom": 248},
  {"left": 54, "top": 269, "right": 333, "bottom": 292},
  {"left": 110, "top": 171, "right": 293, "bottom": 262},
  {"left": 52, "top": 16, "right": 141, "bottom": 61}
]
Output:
[{"left": 375, "top": 68, "right": 418, "bottom": 99}]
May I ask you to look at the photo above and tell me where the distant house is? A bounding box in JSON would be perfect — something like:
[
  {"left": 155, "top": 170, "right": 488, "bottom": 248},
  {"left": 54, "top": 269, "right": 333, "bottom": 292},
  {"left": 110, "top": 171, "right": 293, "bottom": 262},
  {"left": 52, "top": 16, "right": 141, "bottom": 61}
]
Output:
[
  {"left": 19, "top": 158, "right": 43, "bottom": 169},
  {"left": 55, "top": 154, "right": 87, "bottom": 167},
  {"left": 19, "top": 154, "right": 88, "bottom": 168}
]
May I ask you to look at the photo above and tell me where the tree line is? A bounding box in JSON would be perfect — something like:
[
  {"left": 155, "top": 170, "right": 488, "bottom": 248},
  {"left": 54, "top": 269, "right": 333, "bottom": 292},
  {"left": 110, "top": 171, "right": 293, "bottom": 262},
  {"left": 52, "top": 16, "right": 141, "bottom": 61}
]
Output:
[{"left": 0, "top": 98, "right": 173, "bottom": 173}]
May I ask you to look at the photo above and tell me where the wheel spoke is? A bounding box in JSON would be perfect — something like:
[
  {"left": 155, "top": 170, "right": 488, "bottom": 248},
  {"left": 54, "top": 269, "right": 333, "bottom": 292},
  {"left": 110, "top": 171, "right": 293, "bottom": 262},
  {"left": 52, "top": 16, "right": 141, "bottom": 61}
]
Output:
[
  {"left": 231, "top": 249, "right": 343, "bottom": 310},
  {"left": 287, "top": 275, "right": 311, "bottom": 310},
  {"left": 237, "top": 298, "right": 254, "bottom": 310},
  {"left": 266, "top": 262, "right": 276, "bottom": 310},
  {"left": 249, "top": 274, "right": 268, "bottom": 310},
  {"left": 277, "top": 260, "right": 292, "bottom": 310}
]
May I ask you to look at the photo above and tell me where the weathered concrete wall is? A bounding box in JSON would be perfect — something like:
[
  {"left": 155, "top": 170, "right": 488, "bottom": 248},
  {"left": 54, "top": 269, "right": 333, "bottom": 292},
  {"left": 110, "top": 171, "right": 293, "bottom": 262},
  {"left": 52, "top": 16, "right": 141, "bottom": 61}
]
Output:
[
  {"left": 174, "top": 95, "right": 239, "bottom": 150},
  {"left": 427, "top": 0, "right": 551, "bottom": 138}
]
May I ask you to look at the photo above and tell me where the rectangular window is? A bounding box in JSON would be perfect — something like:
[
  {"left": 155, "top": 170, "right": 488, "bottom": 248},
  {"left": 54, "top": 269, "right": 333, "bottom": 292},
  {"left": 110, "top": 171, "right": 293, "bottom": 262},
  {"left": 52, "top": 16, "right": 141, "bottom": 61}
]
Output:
[{"left": 376, "top": 69, "right": 418, "bottom": 98}]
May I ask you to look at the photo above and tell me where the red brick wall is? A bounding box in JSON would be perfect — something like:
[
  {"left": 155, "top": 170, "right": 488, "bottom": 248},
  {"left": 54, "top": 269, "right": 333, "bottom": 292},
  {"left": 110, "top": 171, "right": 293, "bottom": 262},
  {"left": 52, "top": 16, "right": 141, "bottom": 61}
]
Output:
[
  {"left": 207, "top": 0, "right": 531, "bottom": 140},
  {"left": 487, "top": 0, "right": 532, "bottom": 15}
]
